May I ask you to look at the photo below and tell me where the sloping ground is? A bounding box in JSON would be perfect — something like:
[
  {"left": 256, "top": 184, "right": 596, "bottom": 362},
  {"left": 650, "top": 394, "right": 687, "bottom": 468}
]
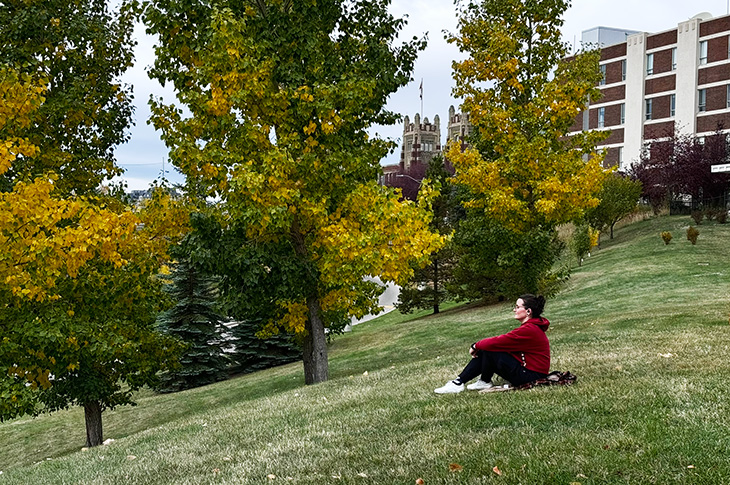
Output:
[{"left": 1, "top": 215, "right": 729, "bottom": 484}]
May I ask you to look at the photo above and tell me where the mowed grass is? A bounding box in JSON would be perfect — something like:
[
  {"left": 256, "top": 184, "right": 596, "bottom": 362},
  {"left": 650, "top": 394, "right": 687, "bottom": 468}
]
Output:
[{"left": 1, "top": 215, "right": 729, "bottom": 484}]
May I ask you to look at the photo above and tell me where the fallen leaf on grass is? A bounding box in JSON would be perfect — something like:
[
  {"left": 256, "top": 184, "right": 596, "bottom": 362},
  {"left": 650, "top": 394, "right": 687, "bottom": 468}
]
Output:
[
  {"left": 577, "top": 474, "right": 588, "bottom": 478},
  {"left": 415, "top": 479, "right": 425, "bottom": 485},
  {"left": 449, "top": 463, "right": 463, "bottom": 472},
  {"left": 126, "top": 455, "right": 136, "bottom": 460},
  {"left": 357, "top": 472, "right": 368, "bottom": 477},
  {"left": 492, "top": 466, "right": 502, "bottom": 476},
  {"left": 687, "top": 465, "right": 695, "bottom": 469},
  {"left": 267, "top": 474, "right": 276, "bottom": 479},
  {"left": 363, "top": 371, "right": 368, "bottom": 376},
  {"left": 658, "top": 353, "right": 673, "bottom": 358}
]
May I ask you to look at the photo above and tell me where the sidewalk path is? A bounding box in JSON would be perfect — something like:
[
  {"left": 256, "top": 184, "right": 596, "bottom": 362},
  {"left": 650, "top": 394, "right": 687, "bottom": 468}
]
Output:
[{"left": 347, "top": 278, "right": 400, "bottom": 329}]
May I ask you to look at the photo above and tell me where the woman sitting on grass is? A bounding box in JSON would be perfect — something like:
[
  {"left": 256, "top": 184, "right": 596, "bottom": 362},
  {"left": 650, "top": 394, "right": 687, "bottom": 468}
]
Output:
[{"left": 435, "top": 294, "right": 550, "bottom": 394}]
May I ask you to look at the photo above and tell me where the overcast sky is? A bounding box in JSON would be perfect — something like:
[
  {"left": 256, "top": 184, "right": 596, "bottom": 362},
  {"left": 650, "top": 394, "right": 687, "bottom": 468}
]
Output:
[{"left": 114, "top": 0, "right": 730, "bottom": 190}]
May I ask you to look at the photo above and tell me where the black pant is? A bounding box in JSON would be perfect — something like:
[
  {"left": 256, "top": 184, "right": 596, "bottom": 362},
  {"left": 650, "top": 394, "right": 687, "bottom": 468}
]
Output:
[{"left": 458, "top": 351, "right": 546, "bottom": 386}]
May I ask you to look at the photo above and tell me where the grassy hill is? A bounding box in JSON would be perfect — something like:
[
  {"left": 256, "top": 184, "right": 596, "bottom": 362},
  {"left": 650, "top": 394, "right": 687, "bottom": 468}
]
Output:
[{"left": 1, "top": 215, "right": 729, "bottom": 484}]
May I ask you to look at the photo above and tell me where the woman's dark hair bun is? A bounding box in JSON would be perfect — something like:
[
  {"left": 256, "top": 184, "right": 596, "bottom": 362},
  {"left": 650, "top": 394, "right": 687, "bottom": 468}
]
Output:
[{"left": 519, "top": 294, "right": 545, "bottom": 318}]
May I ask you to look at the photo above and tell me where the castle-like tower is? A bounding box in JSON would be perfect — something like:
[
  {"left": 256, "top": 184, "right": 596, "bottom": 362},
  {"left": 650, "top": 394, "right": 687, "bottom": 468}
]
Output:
[
  {"left": 381, "top": 107, "right": 472, "bottom": 200},
  {"left": 446, "top": 105, "right": 473, "bottom": 146},
  {"left": 400, "top": 113, "right": 441, "bottom": 174}
]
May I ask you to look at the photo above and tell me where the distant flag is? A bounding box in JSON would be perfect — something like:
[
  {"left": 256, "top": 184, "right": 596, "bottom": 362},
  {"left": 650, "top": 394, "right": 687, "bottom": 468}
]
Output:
[{"left": 419, "top": 78, "right": 424, "bottom": 120}]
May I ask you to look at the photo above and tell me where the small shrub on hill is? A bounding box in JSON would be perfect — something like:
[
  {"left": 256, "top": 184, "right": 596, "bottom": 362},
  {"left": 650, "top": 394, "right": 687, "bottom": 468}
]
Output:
[
  {"left": 571, "top": 224, "right": 592, "bottom": 266},
  {"left": 661, "top": 231, "right": 672, "bottom": 245},
  {"left": 704, "top": 208, "right": 717, "bottom": 221},
  {"left": 717, "top": 211, "right": 728, "bottom": 224},
  {"left": 686, "top": 226, "right": 699, "bottom": 245},
  {"left": 691, "top": 210, "right": 703, "bottom": 225}
]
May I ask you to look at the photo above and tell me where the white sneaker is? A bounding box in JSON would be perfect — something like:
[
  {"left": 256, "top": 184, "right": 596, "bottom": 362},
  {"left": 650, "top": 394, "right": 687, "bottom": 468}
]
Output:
[
  {"left": 466, "top": 379, "right": 494, "bottom": 391},
  {"left": 434, "top": 381, "right": 464, "bottom": 394}
]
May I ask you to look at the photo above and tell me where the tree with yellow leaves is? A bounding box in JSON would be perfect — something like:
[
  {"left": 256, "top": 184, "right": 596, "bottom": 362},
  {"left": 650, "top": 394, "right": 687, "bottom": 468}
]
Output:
[
  {"left": 0, "top": 67, "right": 188, "bottom": 447},
  {"left": 446, "top": 0, "right": 609, "bottom": 294},
  {"left": 145, "top": 0, "right": 444, "bottom": 383},
  {"left": 449, "top": 0, "right": 607, "bottom": 230}
]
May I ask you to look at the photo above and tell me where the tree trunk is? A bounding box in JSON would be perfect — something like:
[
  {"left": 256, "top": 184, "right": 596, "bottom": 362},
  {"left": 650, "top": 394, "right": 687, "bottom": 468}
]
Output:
[
  {"left": 289, "top": 216, "right": 328, "bottom": 385},
  {"left": 302, "top": 295, "right": 328, "bottom": 384},
  {"left": 610, "top": 222, "right": 616, "bottom": 239},
  {"left": 84, "top": 400, "right": 103, "bottom": 448},
  {"left": 433, "top": 259, "right": 440, "bottom": 314}
]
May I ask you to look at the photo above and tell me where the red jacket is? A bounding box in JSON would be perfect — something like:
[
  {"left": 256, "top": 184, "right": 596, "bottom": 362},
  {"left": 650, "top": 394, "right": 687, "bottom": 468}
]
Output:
[{"left": 474, "top": 317, "right": 550, "bottom": 374}]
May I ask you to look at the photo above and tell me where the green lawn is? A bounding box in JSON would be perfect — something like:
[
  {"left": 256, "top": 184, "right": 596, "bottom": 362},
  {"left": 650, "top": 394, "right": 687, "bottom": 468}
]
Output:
[{"left": 1, "top": 215, "right": 729, "bottom": 484}]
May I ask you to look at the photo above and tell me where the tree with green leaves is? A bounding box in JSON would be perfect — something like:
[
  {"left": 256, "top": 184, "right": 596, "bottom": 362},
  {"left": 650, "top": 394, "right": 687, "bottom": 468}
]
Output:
[
  {"left": 0, "top": 0, "right": 136, "bottom": 195},
  {"left": 0, "top": 8, "right": 188, "bottom": 447},
  {"left": 449, "top": 211, "right": 568, "bottom": 301},
  {"left": 0, "top": 183, "right": 188, "bottom": 447},
  {"left": 168, "top": 211, "right": 303, "bottom": 377},
  {"left": 586, "top": 172, "right": 643, "bottom": 240},
  {"left": 570, "top": 223, "right": 591, "bottom": 266},
  {"left": 144, "top": 0, "right": 444, "bottom": 384},
  {"left": 156, "top": 258, "right": 229, "bottom": 393},
  {"left": 397, "top": 155, "right": 460, "bottom": 315},
  {"left": 446, "top": 0, "right": 608, "bottom": 294}
]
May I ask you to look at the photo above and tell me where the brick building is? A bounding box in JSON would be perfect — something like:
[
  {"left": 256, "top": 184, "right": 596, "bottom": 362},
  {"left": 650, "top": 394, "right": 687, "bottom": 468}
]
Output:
[{"left": 570, "top": 12, "right": 730, "bottom": 170}]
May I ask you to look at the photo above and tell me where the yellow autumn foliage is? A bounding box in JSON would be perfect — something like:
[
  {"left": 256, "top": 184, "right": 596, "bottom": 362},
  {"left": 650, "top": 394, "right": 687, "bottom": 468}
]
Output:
[
  {"left": 448, "top": 1, "right": 609, "bottom": 232},
  {"left": 0, "top": 67, "right": 190, "bottom": 303}
]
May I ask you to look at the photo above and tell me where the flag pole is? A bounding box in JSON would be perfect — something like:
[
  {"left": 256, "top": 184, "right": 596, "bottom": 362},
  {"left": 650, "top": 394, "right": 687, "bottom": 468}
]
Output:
[{"left": 419, "top": 78, "right": 423, "bottom": 121}]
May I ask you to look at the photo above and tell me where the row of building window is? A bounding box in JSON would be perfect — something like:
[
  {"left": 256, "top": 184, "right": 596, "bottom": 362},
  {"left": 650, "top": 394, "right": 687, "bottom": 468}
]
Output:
[
  {"left": 645, "top": 94, "right": 676, "bottom": 120},
  {"left": 406, "top": 142, "right": 436, "bottom": 153},
  {"left": 600, "top": 35, "right": 730, "bottom": 87},
  {"left": 643, "top": 85, "right": 730, "bottom": 119},
  {"left": 599, "top": 60, "right": 627, "bottom": 86},
  {"left": 697, "top": 84, "right": 730, "bottom": 112},
  {"left": 695, "top": 38, "right": 730, "bottom": 65},
  {"left": 596, "top": 84, "right": 730, "bottom": 126}
]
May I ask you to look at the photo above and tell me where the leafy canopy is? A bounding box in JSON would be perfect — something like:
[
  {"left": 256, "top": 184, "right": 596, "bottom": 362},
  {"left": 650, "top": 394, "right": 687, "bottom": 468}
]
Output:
[
  {"left": 447, "top": 0, "right": 608, "bottom": 231},
  {"left": 144, "top": 0, "right": 444, "bottom": 338},
  {"left": 0, "top": 0, "right": 136, "bottom": 195},
  {"left": 586, "top": 173, "right": 643, "bottom": 239},
  {"left": 0, "top": 67, "right": 188, "bottom": 426}
]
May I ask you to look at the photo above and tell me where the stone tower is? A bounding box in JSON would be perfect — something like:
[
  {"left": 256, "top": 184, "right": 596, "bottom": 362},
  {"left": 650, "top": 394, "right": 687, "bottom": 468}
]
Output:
[
  {"left": 400, "top": 113, "right": 442, "bottom": 175},
  {"left": 446, "top": 105, "right": 473, "bottom": 146}
]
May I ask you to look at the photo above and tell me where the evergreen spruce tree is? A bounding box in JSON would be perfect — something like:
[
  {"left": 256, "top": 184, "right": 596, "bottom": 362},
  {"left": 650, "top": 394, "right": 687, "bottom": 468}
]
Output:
[
  {"left": 174, "top": 212, "right": 302, "bottom": 378},
  {"left": 227, "top": 317, "right": 302, "bottom": 376},
  {"left": 156, "top": 260, "right": 229, "bottom": 393}
]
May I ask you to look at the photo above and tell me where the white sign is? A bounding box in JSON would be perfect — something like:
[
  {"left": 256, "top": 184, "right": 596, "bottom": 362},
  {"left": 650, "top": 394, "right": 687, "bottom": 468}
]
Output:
[{"left": 711, "top": 163, "right": 730, "bottom": 173}]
